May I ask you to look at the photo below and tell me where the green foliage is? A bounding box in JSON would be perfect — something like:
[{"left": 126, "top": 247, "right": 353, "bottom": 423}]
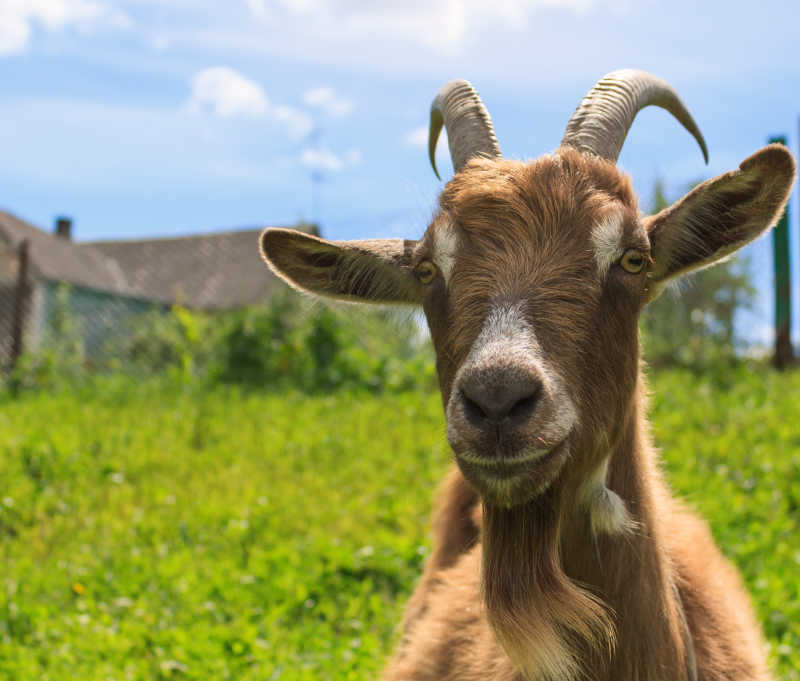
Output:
[
  {"left": 641, "top": 179, "right": 757, "bottom": 369},
  {"left": 111, "top": 306, "right": 210, "bottom": 379},
  {"left": 208, "top": 293, "right": 435, "bottom": 392},
  {"left": 0, "top": 367, "right": 798, "bottom": 679},
  {"left": 6, "top": 291, "right": 436, "bottom": 395}
]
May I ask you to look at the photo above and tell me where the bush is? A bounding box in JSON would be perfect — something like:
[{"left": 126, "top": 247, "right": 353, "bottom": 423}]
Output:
[
  {"left": 4, "top": 290, "right": 436, "bottom": 395},
  {"left": 209, "top": 293, "right": 435, "bottom": 393}
]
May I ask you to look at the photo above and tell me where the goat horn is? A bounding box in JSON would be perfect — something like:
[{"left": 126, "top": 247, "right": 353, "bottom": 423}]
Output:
[
  {"left": 560, "top": 69, "right": 708, "bottom": 164},
  {"left": 429, "top": 80, "right": 502, "bottom": 180}
]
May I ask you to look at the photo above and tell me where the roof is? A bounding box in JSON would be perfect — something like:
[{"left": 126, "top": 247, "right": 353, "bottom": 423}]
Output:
[
  {"left": 0, "top": 210, "right": 135, "bottom": 296},
  {"left": 86, "top": 229, "right": 283, "bottom": 310},
  {"left": 0, "top": 210, "right": 309, "bottom": 310}
]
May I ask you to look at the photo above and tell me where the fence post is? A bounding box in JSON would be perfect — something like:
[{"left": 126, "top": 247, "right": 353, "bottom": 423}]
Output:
[
  {"left": 769, "top": 136, "right": 793, "bottom": 369},
  {"left": 10, "top": 239, "right": 30, "bottom": 369}
]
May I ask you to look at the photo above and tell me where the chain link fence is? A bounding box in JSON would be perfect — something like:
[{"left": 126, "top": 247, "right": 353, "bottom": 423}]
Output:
[{"left": 0, "top": 214, "right": 284, "bottom": 382}]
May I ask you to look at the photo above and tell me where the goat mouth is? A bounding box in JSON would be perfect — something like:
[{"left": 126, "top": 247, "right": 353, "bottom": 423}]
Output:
[
  {"left": 454, "top": 440, "right": 569, "bottom": 506},
  {"left": 457, "top": 447, "right": 551, "bottom": 468}
]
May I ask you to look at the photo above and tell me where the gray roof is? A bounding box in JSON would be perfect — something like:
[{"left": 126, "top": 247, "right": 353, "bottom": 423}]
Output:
[
  {"left": 0, "top": 210, "right": 134, "bottom": 296},
  {"left": 0, "top": 209, "right": 304, "bottom": 310},
  {"left": 86, "top": 229, "right": 281, "bottom": 310}
]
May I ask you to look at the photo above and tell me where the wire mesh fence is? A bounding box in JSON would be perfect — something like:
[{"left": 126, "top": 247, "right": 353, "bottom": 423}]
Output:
[{"left": 0, "top": 214, "right": 289, "bottom": 383}]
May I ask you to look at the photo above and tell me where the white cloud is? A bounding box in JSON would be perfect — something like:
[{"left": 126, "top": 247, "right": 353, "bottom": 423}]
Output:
[
  {"left": 244, "top": 0, "right": 269, "bottom": 20},
  {"left": 274, "top": 105, "right": 313, "bottom": 139},
  {"left": 186, "top": 67, "right": 314, "bottom": 139},
  {"left": 149, "top": 32, "right": 170, "bottom": 52},
  {"left": 0, "top": 0, "right": 132, "bottom": 55},
  {"left": 279, "top": 0, "right": 318, "bottom": 12},
  {"left": 263, "top": 0, "right": 622, "bottom": 53},
  {"left": 301, "top": 148, "right": 341, "bottom": 172},
  {"left": 405, "top": 125, "right": 428, "bottom": 148},
  {"left": 303, "top": 87, "right": 354, "bottom": 116},
  {"left": 301, "top": 147, "right": 361, "bottom": 172},
  {"left": 187, "top": 66, "right": 268, "bottom": 117}
]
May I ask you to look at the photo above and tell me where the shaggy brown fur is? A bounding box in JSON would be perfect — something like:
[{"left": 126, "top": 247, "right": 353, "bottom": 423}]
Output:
[{"left": 260, "top": 143, "right": 795, "bottom": 681}]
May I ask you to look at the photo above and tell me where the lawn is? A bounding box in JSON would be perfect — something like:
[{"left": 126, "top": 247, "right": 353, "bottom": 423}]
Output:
[{"left": 1, "top": 367, "right": 799, "bottom": 680}]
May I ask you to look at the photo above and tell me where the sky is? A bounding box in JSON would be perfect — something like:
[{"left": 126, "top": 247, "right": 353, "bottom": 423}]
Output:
[{"left": 0, "top": 0, "right": 798, "bottom": 343}]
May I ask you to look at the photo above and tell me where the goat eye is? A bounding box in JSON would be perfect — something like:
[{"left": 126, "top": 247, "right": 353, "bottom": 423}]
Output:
[
  {"left": 619, "top": 249, "right": 646, "bottom": 274},
  {"left": 415, "top": 261, "right": 438, "bottom": 284}
]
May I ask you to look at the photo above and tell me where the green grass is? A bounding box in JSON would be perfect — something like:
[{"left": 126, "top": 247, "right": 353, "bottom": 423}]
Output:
[{"left": 0, "top": 367, "right": 798, "bottom": 680}]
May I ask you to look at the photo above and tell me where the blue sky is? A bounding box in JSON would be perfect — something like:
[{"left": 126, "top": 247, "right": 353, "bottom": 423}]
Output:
[{"left": 1, "top": 0, "right": 798, "bottom": 343}]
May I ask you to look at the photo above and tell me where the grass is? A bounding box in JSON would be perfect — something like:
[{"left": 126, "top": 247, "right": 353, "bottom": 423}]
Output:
[{"left": 0, "top": 366, "right": 798, "bottom": 680}]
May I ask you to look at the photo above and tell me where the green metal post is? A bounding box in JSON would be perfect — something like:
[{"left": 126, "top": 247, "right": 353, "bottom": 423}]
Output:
[{"left": 769, "top": 136, "right": 793, "bottom": 369}]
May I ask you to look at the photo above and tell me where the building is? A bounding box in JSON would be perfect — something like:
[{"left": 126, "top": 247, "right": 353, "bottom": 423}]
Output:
[{"left": 0, "top": 210, "right": 312, "bottom": 363}]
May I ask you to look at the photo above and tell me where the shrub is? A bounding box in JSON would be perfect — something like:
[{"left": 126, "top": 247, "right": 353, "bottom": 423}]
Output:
[{"left": 3, "top": 290, "right": 436, "bottom": 395}]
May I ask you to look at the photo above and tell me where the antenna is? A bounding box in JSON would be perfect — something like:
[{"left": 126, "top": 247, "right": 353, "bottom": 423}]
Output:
[{"left": 308, "top": 125, "right": 325, "bottom": 228}]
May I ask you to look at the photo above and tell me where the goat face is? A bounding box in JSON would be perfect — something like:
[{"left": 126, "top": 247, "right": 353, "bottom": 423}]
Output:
[
  {"left": 422, "top": 151, "right": 647, "bottom": 506},
  {"left": 260, "top": 72, "right": 795, "bottom": 509}
]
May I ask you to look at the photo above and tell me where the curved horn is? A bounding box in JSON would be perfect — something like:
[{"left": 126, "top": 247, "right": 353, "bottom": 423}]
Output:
[
  {"left": 429, "top": 80, "right": 501, "bottom": 180},
  {"left": 561, "top": 69, "right": 708, "bottom": 164}
]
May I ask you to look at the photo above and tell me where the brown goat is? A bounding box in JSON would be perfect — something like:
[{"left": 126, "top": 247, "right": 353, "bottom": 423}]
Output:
[{"left": 259, "top": 71, "right": 796, "bottom": 681}]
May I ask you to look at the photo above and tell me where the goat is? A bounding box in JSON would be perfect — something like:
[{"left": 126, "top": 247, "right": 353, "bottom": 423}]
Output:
[{"left": 259, "top": 70, "right": 795, "bottom": 681}]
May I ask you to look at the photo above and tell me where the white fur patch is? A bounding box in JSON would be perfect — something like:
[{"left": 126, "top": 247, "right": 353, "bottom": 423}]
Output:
[
  {"left": 468, "top": 302, "right": 530, "bottom": 355},
  {"left": 579, "top": 457, "right": 634, "bottom": 536},
  {"left": 591, "top": 213, "right": 624, "bottom": 277},
  {"left": 433, "top": 221, "right": 459, "bottom": 283}
]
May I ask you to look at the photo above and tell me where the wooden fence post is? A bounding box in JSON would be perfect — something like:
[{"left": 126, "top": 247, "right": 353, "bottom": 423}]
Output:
[{"left": 10, "top": 239, "right": 29, "bottom": 369}]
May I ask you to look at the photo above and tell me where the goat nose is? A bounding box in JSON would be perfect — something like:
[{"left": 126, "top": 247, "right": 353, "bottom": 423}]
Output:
[{"left": 459, "top": 370, "right": 543, "bottom": 429}]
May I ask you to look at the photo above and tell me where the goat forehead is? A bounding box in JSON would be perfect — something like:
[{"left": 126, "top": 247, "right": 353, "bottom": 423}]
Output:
[
  {"left": 435, "top": 205, "right": 646, "bottom": 290},
  {"left": 436, "top": 151, "right": 641, "bottom": 260},
  {"left": 445, "top": 224, "right": 598, "bottom": 292}
]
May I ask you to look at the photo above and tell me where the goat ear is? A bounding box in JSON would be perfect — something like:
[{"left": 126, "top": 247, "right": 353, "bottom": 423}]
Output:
[
  {"left": 260, "top": 228, "right": 422, "bottom": 304},
  {"left": 644, "top": 144, "right": 795, "bottom": 301}
]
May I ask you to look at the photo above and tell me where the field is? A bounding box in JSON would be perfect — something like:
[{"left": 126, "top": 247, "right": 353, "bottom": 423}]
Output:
[{"left": 1, "top": 366, "right": 799, "bottom": 680}]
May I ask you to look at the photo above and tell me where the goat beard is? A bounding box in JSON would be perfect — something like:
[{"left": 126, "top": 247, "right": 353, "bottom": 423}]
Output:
[{"left": 481, "top": 489, "right": 615, "bottom": 681}]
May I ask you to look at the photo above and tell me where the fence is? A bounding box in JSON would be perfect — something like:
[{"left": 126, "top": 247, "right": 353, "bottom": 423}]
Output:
[
  {"left": 0, "top": 216, "right": 306, "bottom": 384},
  {"left": 0, "top": 239, "right": 28, "bottom": 368}
]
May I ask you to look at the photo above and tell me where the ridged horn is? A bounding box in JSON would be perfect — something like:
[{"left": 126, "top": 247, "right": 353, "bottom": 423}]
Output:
[
  {"left": 561, "top": 69, "right": 708, "bottom": 164},
  {"left": 429, "top": 80, "right": 501, "bottom": 180}
]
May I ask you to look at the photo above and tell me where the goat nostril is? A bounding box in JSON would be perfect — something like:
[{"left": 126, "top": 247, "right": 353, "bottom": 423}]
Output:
[
  {"left": 507, "top": 390, "right": 539, "bottom": 424},
  {"left": 461, "top": 390, "right": 489, "bottom": 425}
]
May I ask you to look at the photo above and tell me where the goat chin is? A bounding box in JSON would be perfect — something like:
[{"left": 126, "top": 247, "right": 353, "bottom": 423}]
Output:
[
  {"left": 454, "top": 441, "right": 571, "bottom": 509},
  {"left": 481, "top": 495, "right": 615, "bottom": 681}
]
